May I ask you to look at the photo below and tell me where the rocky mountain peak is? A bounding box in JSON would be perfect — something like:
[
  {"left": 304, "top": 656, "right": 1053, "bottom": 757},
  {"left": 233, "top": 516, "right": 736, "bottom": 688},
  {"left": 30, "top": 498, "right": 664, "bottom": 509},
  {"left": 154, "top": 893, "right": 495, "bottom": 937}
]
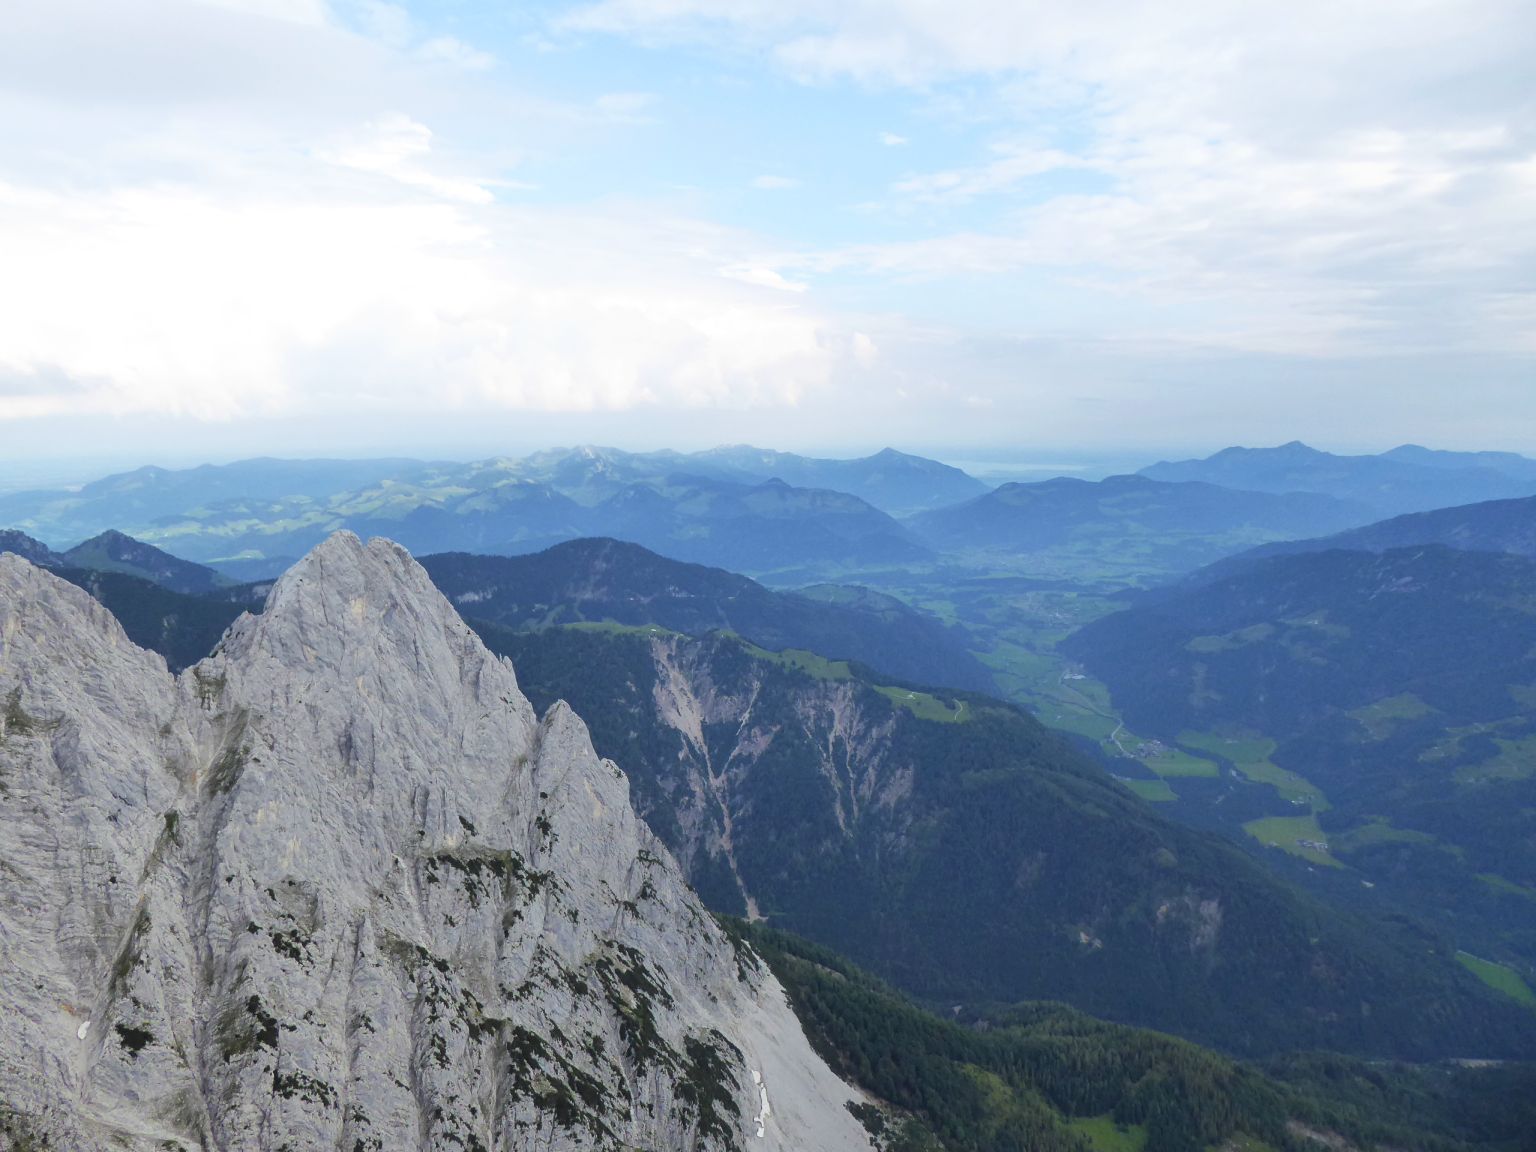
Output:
[
  {"left": 220, "top": 530, "right": 508, "bottom": 690},
  {"left": 246, "top": 528, "right": 432, "bottom": 633},
  {"left": 0, "top": 548, "right": 166, "bottom": 678},
  {"left": 0, "top": 534, "right": 870, "bottom": 1151},
  {"left": 0, "top": 528, "right": 63, "bottom": 569}
]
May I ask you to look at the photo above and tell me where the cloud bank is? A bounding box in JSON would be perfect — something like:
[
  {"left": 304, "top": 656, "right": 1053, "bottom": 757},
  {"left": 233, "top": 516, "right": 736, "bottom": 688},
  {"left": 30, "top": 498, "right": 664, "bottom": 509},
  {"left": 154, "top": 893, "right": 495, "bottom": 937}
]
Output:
[
  {"left": 0, "top": 0, "right": 856, "bottom": 426},
  {"left": 1, "top": 0, "right": 1532, "bottom": 452}
]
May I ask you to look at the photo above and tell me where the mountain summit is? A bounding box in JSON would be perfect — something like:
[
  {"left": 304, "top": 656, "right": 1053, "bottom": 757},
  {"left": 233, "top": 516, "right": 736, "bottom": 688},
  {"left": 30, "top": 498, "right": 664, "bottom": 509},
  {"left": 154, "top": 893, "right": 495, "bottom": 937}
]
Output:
[
  {"left": 59, "top": 528, "right": 229, "bottom": 595},
  {"left": 1139, "top": 443, "right": 1536, "bottom": 516},
  {"left": 0, "top": 532, "right": 870, "bottom": 1151}
]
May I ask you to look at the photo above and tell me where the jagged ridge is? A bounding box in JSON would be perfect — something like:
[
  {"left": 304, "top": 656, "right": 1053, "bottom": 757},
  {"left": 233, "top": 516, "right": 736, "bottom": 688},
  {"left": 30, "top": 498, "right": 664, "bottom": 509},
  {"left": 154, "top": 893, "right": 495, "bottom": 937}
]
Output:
[{"left": 0, "top": 532, "right": 870, "bottom": 1151}]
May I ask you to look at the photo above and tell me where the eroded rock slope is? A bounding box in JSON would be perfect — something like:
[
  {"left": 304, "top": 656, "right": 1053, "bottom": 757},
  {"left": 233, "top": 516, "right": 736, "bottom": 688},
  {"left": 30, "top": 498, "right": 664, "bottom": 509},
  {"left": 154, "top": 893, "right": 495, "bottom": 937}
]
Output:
[{"left": 0, "top": 532, "right": 870, "bottom": 1151}]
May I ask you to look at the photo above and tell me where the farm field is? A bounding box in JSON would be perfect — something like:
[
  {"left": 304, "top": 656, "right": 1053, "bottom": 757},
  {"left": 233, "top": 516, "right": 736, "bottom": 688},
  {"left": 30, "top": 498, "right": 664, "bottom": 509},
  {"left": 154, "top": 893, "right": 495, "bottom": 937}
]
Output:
[
  {"left": 1242, "top": 814, "right": 1343, "bottom": 868},
  {"left": 1456, "top": 951, "right": 1536, "bottom": 1007}
]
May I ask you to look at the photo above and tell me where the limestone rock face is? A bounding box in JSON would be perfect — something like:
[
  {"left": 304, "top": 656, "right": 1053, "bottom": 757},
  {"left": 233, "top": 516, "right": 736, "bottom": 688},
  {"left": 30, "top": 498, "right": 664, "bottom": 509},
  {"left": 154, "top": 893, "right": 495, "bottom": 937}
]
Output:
[{"left": 0, "top": 533, "right": 871, "bottom": 1152}]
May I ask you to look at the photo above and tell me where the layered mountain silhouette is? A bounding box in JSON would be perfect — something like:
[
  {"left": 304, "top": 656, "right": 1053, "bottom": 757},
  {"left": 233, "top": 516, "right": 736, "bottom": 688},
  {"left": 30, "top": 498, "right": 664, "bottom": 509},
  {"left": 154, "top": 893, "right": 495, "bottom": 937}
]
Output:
[
  {"left": 0, "top": 447, "right": 981, "bottom": 580},
  {"left": 1140, "top": 442, "right": 1536, "bottom": 517},
  {"left": 1200, "top": 493, "right": 1536, "bottom": 581},
  {"left": 419, "top": 538, "right": 994, "bottom": 693},
  {"left": 905, "top": 473, "right": 1373, "bottom": 578},
  {"left": 7, "top": 529, "right": 1526, "bottom": 1062}
]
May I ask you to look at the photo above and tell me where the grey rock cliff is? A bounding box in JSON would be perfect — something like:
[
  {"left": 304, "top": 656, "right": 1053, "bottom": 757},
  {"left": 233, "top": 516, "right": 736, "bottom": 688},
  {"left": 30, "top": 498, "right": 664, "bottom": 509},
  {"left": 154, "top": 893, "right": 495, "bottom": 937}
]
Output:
[{"left": 0, "top": 532, "right": 871, "bottom": 1151}]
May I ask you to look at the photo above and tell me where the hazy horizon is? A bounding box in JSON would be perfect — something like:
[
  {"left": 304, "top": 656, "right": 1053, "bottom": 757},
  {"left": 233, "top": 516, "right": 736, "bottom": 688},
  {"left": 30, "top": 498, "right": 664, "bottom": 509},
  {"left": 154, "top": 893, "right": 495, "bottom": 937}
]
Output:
[
  {"left": 4, "top": 0, "right": 1533, "bottom": 460},
  {"left": 1, "top": 431, "right": 1527, "bottom": 503}
]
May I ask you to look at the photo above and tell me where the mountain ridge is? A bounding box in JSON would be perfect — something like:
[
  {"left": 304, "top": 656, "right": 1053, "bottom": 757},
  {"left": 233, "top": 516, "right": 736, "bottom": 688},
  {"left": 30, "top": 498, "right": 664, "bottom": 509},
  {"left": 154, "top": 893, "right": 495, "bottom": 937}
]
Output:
[
  {"left": 905, "top": 473, "right": 1373, "bottom": 580},
  {"left": 0, "top": 532, "right": 871, "bottom": 1150},
  {"left": 1140, "top": 443, "right": 1536, "bottom": 517},
  {"left": 11, "top": 537, "right": 1527, "bottom": 1150},
  {"left": 1196, "top": 494, "right": 1536, "bottom": 581},
  {"left": 10, "top": 531, "right": 1532, "bottom": 1062},
  {"left": 419, "top": 537, "right": 995, "bottom": 693},
  {"left": 0, "top": 447, "right": 985, "bottom": 574},
  {"left": 60, "top": 528, "right": 230, "bottom": 594},
  {"left": 3, "top": 470, "right": 931, "bottom": 583}
]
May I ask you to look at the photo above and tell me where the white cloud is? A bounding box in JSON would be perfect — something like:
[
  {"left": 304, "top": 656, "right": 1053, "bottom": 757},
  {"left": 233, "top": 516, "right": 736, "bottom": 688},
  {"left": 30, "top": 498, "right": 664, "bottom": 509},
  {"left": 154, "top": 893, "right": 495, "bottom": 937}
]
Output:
[
  {"left": 718, "top": 264, "right": 808, "bottom": 292},
  {"left": 194, "top": 0, "right": 330, "bottom": 25},
  {"left": 0, "top": 175, "right": 843, "bottom": 421},
  {"left": 564, "top": 0, "right": 1536, "bottom": 358},
  {"left": 351, "top": 0, "right": 411, "bottom": 43},
  {"left": 878, "top": 131, "right": 907, "bottom": 147},
  {"left": 417, "top": 35, "right": 496, "bottom": 72},
  {"left": 752, "top": 174, "right": 800, "bottom": 190},
  {"left": 591, "top": 91, "right": 658, "bottom": 121},
  {"left": 321, "top": 114, "right": 496, "bottom": 204},
  {"left": 2, "top": 0, "right": 1532, "bottom": 452},
  {"left": 892, "top": 142, "right": 1084, "bottom": 204},
  {"left": 0, "top": 1, "right": 852, "bottom": 426},
  {"left": 816, "top": 123, "right": 1536, "bottom": 357},
  {"left": 348, "top": 1, "right": 495, "bottom": 69}
]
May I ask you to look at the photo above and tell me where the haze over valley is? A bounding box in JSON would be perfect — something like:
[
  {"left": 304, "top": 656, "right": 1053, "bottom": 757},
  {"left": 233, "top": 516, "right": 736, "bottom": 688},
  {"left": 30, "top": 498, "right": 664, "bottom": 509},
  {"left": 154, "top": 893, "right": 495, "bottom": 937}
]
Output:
[
  {"left": 6, "top": 437, "right": 1536, "bottom": 1150},
  {"left": 5, "top": 0, "right": 1536, "bottom": 1147}
]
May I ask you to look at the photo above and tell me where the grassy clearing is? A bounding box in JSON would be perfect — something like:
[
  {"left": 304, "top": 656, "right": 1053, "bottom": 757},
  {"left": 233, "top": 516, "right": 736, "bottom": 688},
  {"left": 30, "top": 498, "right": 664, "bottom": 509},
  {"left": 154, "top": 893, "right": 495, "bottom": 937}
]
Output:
[
  {"left": 1419, "top": 730, "right": 1466, "bottom": 763},
  {"left": 1455, "top": 735, "right": 1536, "bottom": 784},
  {"left": 739, "top": 643, "right": 854, "bottom": 681},
  {"left": 1235, "top": 760, "right": 1329, "bottom": 810},
  {"left": 1045, "top": 705, "right": 1121, "bottom": 743},
  {"left": 985, "top": 648, "right": 1219, "bottom": 775},
  {"left": 1179, "top": 731, "right": 1276, "bottom": 765},
  {"left": 1119, "top": 778, "right": 1177, "bottom": 803},
  {"left": 872, "top": 685, "right": 971, "bottom": 724},
  {"left": 737, "top": 638, "right": 971, "bottom": 723},
  {"left": 1279, "top": 611, "right": 1351, "bottom": 640},
  {"left": 980, "top": 641, "right": 1071, "bottom": 697},
  {"left": 989, "top": 663, "right": 1121, "bottom": 742},
  {"left": 919, "top": 583, "right": 1142, "bottom": 746},
  {"left": 1179, "top": 731, "right": 1328, "bottom": 809},
  {"left": 1242, "top": 814, "right": 1342, "bottom": 868},
  {"left": 1421, "top": 719, "right": 1525, "bottom": 769},
  {"left": 1347, "top": 693, "right": 1433, "bottom": 740},
  {"left": 1067, "top": 1115, "right": 1148, "bottom": 1152},
  {"left": 1143, "top": 748, "right": 1220, "bottom": 777},
  {"left": 1185, "top": 623, "right": 1275, "bottom": 654},
  {"left": 1331, "top": 821, "right": 1439, "bottom": 854},
  {"left": 562, "top": 620, "right": 679, "bottom": 637},
  {"left": 1455, "top": 951, "right": 1536, "bottom": 1007}
]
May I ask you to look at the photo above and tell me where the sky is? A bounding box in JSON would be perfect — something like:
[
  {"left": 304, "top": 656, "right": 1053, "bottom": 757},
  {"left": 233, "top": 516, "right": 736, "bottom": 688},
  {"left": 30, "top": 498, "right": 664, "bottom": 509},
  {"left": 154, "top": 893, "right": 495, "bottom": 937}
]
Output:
[{"left": 1, "top": 0, "right": 1533, "bottom": 465}]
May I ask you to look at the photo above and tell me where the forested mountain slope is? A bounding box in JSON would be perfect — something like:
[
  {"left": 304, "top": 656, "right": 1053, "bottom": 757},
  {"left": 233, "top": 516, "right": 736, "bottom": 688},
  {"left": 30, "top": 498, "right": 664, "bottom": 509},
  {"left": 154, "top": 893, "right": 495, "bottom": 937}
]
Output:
[
  {"left": 1203, "top": 495, "right": 1536, "bottom": 579},
  {"left": 1064, "top": 545, "right": 1536, "bottom": 973},
  {"left": 420, "top": 538, "right": 994, "bottom": 692},
  {"left": 13, "top": 531, "right": 1534, "bottom": 1064},
  {"left": 480, "top": 622, "right": 1533, "bottom": 1060}
]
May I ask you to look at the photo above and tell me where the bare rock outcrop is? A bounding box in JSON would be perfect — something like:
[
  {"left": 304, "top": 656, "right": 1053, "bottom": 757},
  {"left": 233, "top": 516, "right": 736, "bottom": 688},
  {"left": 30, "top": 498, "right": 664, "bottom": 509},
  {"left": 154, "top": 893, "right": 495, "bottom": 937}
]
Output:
[{"left": 0, "top": 532, "right": 871, "bottom": 1151}]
